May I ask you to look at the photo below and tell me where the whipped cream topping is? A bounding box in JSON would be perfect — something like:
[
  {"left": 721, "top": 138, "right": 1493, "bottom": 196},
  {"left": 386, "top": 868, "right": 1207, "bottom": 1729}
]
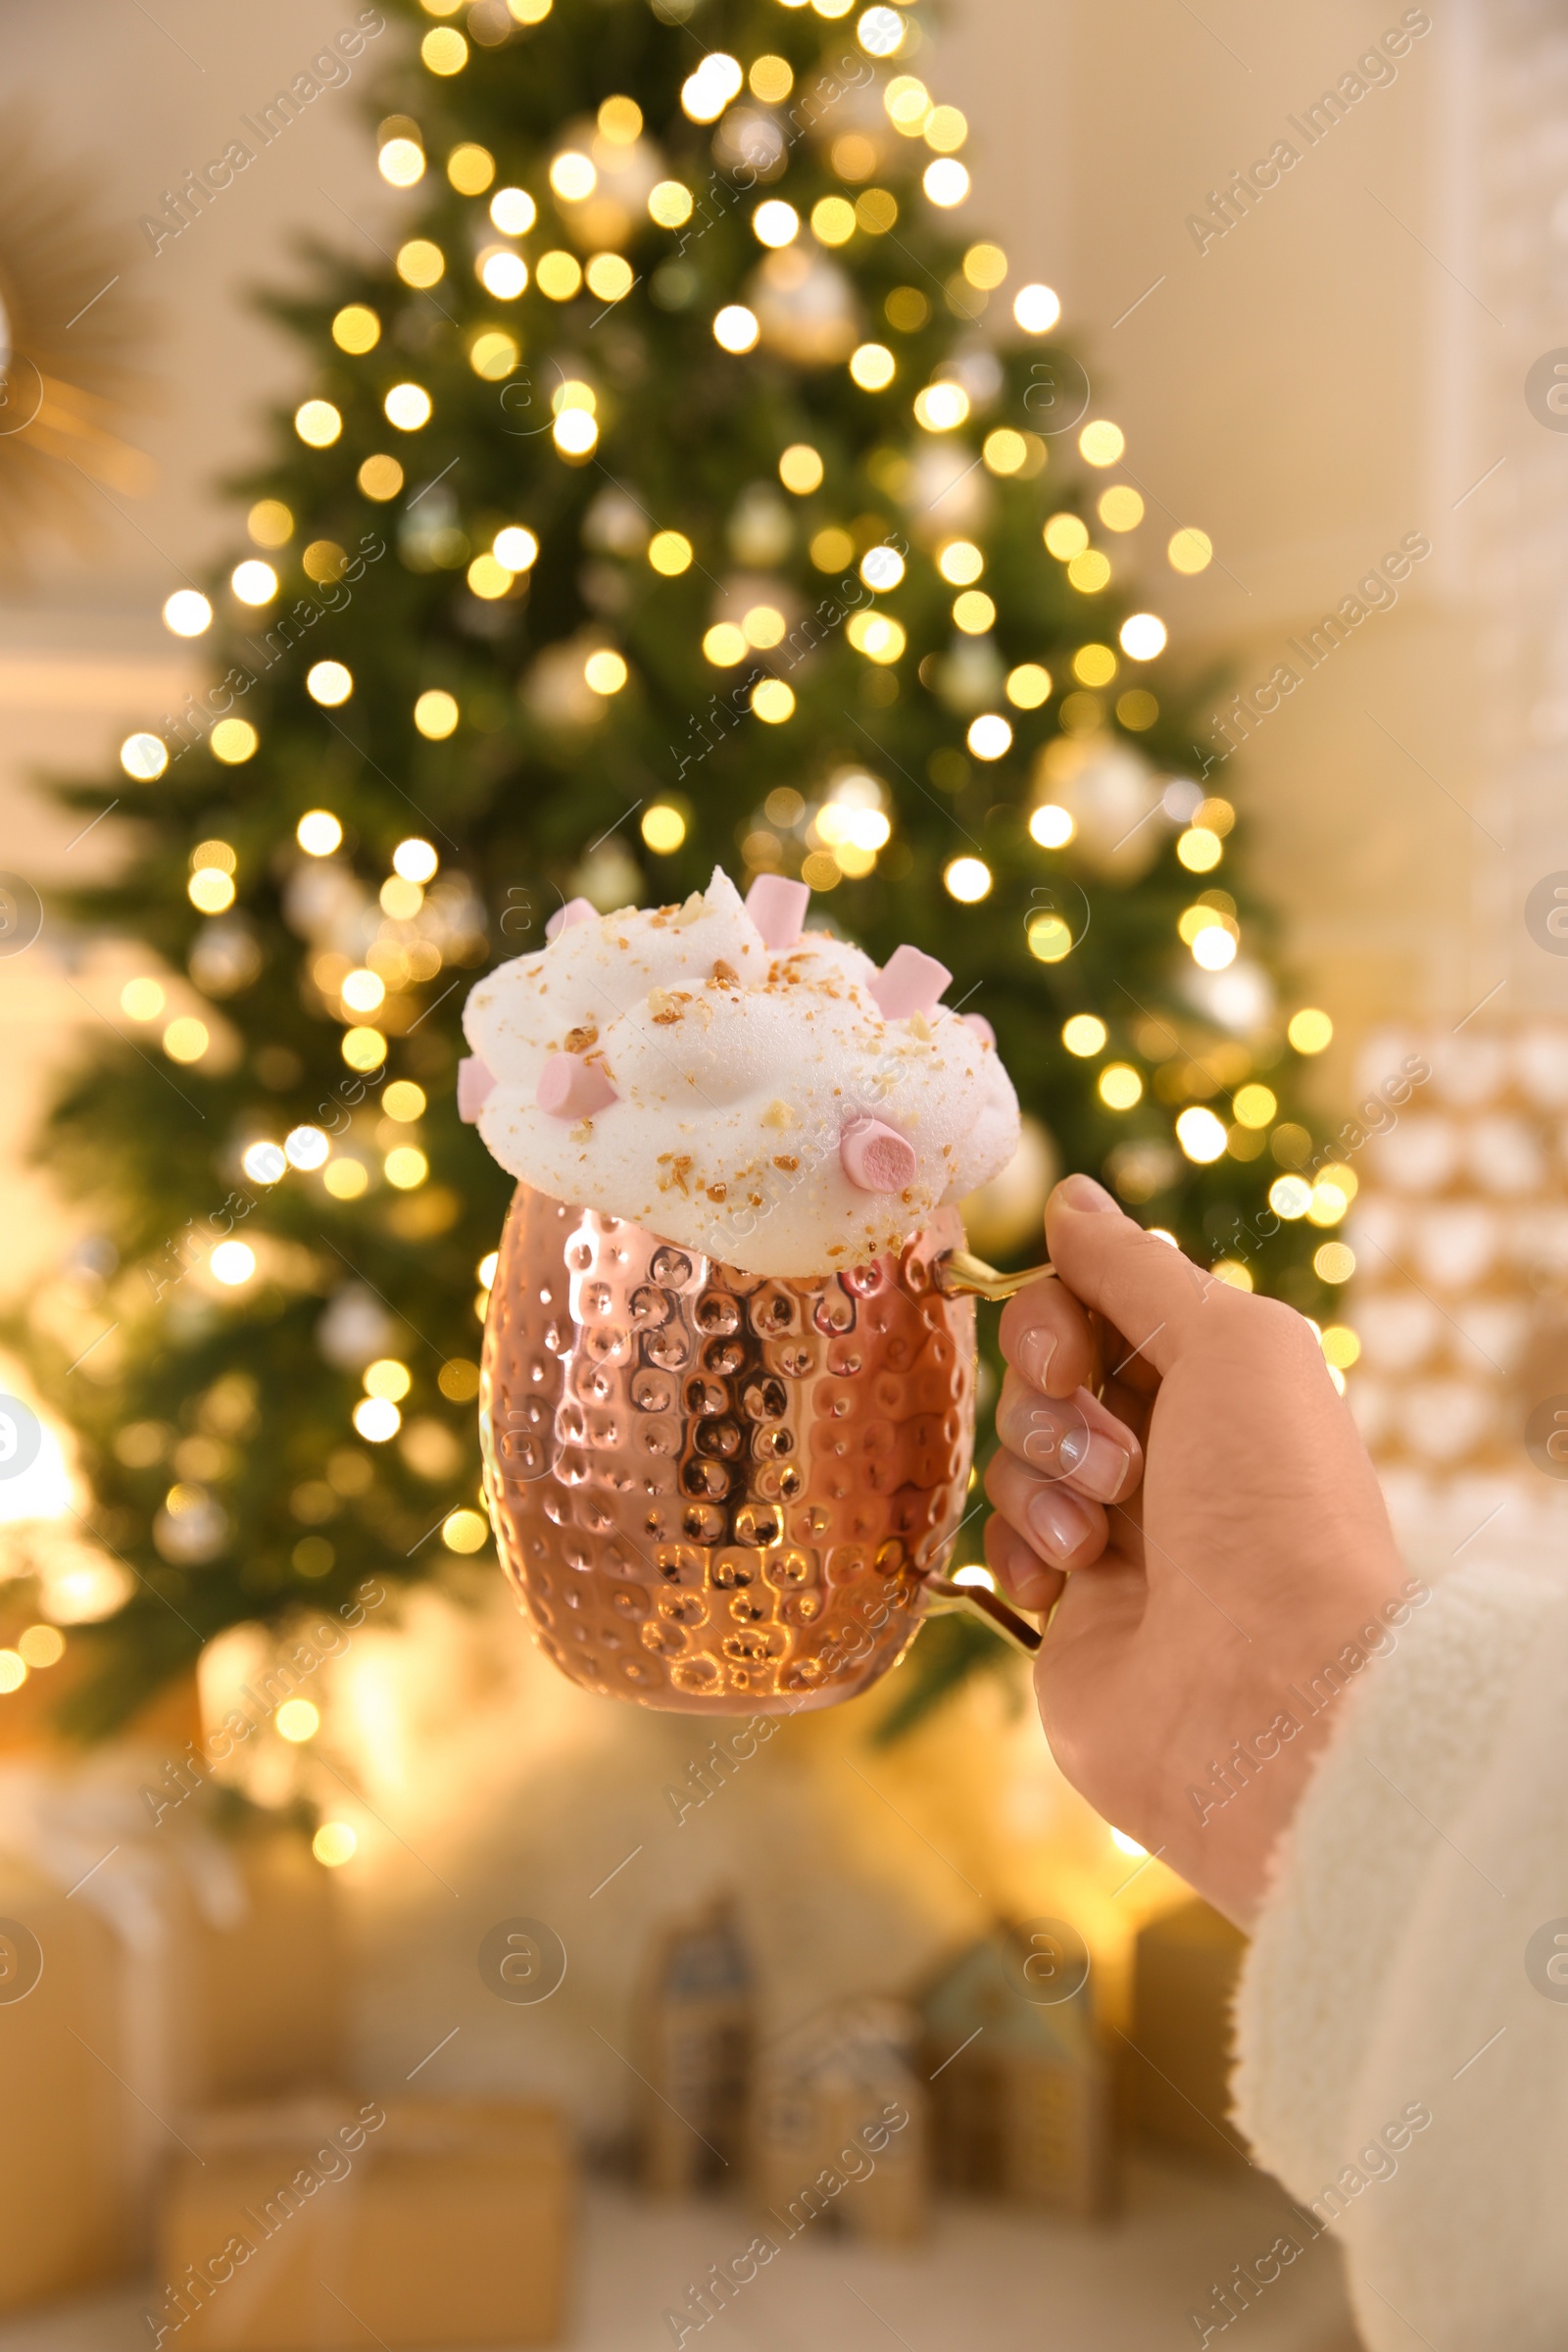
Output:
[{"left": 461, "top": 867, "right": 1019, "bottom": 1277}]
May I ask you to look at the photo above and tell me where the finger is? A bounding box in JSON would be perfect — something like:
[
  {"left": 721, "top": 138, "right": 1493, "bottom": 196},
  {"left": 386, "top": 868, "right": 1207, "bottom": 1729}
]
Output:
[
  {"left": 998, "top": 1272, "right": 1098, "bottom": 1401},
  {"left": 984, "top": 1513, "right": 1064, "bottom": 1616},
  {"left": 1097, "top": 1366, "right": 1155, "bottom": 1450},
  {"left": 1091, "top": 1308, "right": 1160, "bottom": 1402},
  {"left": 994, "top": 1373, "right": 1143, "bottom": 1504},
  {"left": 985, "top": 1445, "right": 1108, "bottom": 1568},
  {"left": 1044, "top": 1174, "right": 1231, "bottom": 1380}
]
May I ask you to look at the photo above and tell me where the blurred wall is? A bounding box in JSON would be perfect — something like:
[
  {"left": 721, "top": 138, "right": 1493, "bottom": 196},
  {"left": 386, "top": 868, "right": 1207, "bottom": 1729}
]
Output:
[
  {"left": 0, "top": 0, "right": 384, "bottom": 1299},
  {"left": 934, "top": 0, "right": 1505, "bottom": 1095}
]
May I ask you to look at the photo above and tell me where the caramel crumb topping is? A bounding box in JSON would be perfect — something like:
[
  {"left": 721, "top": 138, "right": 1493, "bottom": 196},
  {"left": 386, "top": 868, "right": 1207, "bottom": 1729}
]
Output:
[
  {"left": 706, "top": 1182, "right": 727, "bottom": 1202},
  {"left": 772, "top": 1154, "right": 800, "bottom": 1172},
  {"left": 564, "top": 1022, "right": 598, "bottom": 1054},
  {"left": 760, "top": 1100, "right": 798, "bottom": 1130}
]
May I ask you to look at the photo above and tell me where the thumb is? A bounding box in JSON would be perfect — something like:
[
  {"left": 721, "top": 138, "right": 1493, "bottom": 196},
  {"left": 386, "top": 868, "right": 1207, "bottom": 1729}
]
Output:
[{"left": 1043, "top": 1174, "right": 1217, "bottom": 1379}]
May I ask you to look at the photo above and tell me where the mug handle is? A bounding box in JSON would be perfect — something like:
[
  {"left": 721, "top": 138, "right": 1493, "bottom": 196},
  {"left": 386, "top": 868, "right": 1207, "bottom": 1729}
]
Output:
[{"left": 935, "top": 1249, "right": 1054, "bottom": 1302}]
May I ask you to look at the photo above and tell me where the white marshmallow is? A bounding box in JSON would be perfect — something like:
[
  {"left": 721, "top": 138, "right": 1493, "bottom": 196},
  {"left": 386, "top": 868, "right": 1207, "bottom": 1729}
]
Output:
[{"left": 463, "top": 867, "right": 1019, "bottom": 1276}]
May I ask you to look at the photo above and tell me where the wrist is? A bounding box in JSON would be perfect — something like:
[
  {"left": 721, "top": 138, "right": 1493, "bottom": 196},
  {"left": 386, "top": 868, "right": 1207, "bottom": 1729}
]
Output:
[{"left": 1152, "top": 1560, "right": 1425, "bottom": 1925}]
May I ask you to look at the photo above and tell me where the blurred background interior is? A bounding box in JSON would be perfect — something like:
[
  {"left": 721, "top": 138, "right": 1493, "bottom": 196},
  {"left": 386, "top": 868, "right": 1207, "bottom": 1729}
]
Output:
[{"left": 2, "top": 0, "right": 1563, "bottom": 2344}]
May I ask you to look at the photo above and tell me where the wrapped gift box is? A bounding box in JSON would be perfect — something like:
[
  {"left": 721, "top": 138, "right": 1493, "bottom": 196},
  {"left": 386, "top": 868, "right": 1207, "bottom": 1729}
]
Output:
[
  {"left": 1128, "top": 1898, "right": 1250, "bottom": 2165},
  {"left": 153, "top": 2097, "right": 573, "bottom": 2349},
  {"left": 172, "top": 1819, "right": 342, "bottom": 2107},
  {"left": 0, "top": 1854, "right": 137, "bottom": 2308},
  {"left": 0, "top": 1762, "right": 344, "bottom": 2313}
]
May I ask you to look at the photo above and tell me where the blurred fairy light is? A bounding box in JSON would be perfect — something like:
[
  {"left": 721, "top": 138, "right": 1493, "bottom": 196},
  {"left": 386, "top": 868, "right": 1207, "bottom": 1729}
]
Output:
[
  {"left": 121, "top": 733, "right": 167, "bottom": 781},
  {"left": 713, "top": 305, "right": 760, "bottom": 354},
  {"left": 162, "top": 591, "right": 211, "bottom": 637},
  {"left": 1014, "top": 282, "right": 1061, "bottom": 333},
  {"left": 231, "top": 560, "right": 277, "bottom": 606},
  {"left": 951, "top": 1564, "right": 995, "bottom": 1591},
  {"left": 209, "top": 1242, "right": 256, "bottom": 1288},
  {"left": 121, "top": 976, "right": 165, "bottom": 1021},
  {"left": 0, "top": 1390, "right": 74, "bottom": 1529},
  {"left": 1176, "top": 1106, "right": 1227, "bottom": 1163},
  {"left": 922, "top": 158, "right": 969, "bottom": 207},
  {"left": 944, "top": 856, "right": 992, "bottom": 903},
  {"left": 490, "top": 186, "right": 536, "bottom": 234},
  {"left": 681, "top": 53, "right": 742, "bottom": 122},
  {"left": 913, "top": 381, "right": 967, "bottom": 432},
  {"left": 549, "top": 149, "right": 596, "bottom": 201},
  {"left": 285, "top": 1126, "right": 329, "bottom": 1170},
  {"left": 478, "top": 248, "right": 528, "bottom": 299},
  {"left": 1289, "top": 1006, "right": 1334, "bottom": 1054},
  {"left": 1119, "top": 612, "right": 1166, "bottom": 660},
  {"left": 296, "top": 809, "right": 342, "bottom": 857},
  {"left": 754, "top": 200, "right": 799, "bottom": 248},
  {"left": 858, "top": 7, "right": 905, "bottom": 56},
  {"left": 294, "top": 400, "right": 342, "bottom": 448},
  {"left": 1079, "top": 419, "right": 1126, "bottom": 466},
  {"left": 377, "top": 136, "right": 424, "bottom": 188},
  {"left": 275, "top": 1698, "right": 319, "bottom": 1743},
  {"left": 394, "top": 838, "right": 439, "bottom": 883}
]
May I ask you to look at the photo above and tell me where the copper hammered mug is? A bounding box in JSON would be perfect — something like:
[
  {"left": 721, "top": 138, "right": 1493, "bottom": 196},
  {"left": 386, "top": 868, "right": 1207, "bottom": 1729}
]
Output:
[{"left": 479, "top": 1184, "right": 1049, "bottom": 1715}]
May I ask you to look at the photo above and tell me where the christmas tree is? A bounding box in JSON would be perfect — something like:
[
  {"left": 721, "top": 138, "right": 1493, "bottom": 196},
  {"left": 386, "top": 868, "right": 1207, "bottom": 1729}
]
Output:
[{"left": 23, "top": 0, "right": 1350, "bottom": 1736}]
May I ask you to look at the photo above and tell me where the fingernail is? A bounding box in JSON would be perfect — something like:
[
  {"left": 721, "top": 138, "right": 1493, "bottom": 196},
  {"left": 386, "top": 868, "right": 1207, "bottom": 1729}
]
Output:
[
  {"left": 1016, "top": 1325, "right": 1057, "bottom": 1390},
  {"left": 1027, "top": 1484, "right": 1092, "bottom": 1558},
  {"left": 1058, "top": 1426, "right": 1130, "bottom": 1501},
  {"left": 1059, "top": 1173, "right": 1118, "bottom": 1215},
  {"left": 994, "top": 1528, "right": 1057, "bottom": 1609},
  {"left": 1021, "top": 1415, "right": 1066, "bottom": 1470}
]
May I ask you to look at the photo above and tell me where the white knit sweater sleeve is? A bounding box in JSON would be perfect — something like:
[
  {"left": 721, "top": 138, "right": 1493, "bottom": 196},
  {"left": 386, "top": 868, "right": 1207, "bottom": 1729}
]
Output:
[{"left": 1231, "top": 1560, "right": 1568, "bottom": 2352}]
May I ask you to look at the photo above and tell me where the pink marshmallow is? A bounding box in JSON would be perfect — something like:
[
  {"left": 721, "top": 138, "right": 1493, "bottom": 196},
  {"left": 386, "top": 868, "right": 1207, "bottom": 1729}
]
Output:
[
  {"left": 536, "top": 1054, "right": 618, "bottom": 1119},
  {"left": 840, "top": 1117, "right": 918, "bottom": 1195},
  {"left": 869, "top": 943, "right": 952, "bottom": 1022},
  {"left": 962, "top": 1012, "right": 996, "bottom": 1049},
  {"left": 545, "top": 896, "right": 598, "bottom": 940},
  {"left": 457, "top": 1055, "right": 497, "bottom": 1123},
  {"left": 745, "top": 873, "right": 810, "bottom": 950}
]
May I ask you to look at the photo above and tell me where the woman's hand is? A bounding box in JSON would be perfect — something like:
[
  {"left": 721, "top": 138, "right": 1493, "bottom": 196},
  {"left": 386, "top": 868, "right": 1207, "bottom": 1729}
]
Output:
[{"left": 984, "top": 1173, "right": 1413, "bottom": 1925}]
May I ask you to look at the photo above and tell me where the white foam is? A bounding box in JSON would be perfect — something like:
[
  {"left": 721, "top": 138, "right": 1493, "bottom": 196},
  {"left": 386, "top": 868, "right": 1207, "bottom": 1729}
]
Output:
[{"left": 463, "top": 868, "right": 1019, "bottom": 1276}]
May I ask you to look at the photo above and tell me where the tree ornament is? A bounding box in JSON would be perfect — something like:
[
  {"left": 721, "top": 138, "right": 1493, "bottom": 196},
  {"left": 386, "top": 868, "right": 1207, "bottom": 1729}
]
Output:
[
  {"left": 960, "top": 1115, "right": 1058, "bottom": 1260},
  {"left": 750, "top": 248, "right": 858, "bottom": 365},
  {"left": 1037, "top": 738, "right": 1171, "bottom": 880}
]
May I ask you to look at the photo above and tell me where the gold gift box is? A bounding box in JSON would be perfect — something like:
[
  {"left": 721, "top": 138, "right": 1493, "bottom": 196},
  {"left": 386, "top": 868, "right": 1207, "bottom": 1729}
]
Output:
[
  {"left": 172, "top": 1822, "right": 342, "bottom": 2107},
  {"left": 0, "top": 1857, "right": 134, "bottom": 2309},
  {"left": 153, "top": 2097, "right": 573, "bottom": 2349},
  {"left": 1128, "top": 1897, "right": 1250, "bottom": 2165},
  {"left": 0, "top": 1813, "right": 341, "bottom": 2316}
]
